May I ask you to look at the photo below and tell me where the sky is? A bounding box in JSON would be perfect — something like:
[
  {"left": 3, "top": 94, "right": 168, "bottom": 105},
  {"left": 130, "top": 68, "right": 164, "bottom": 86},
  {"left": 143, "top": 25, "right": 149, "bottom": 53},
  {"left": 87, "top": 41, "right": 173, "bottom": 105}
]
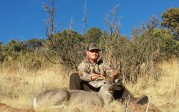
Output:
[{"left": 0, "top": 0, "right": 178, "bottom": 44}]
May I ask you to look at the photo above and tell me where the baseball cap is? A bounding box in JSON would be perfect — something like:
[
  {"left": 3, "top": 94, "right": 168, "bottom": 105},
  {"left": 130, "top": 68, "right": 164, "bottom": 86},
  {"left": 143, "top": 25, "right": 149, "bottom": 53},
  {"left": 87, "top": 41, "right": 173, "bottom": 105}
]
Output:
[{"left": 87, "top": 43, "right": 101, "bottom": 51}]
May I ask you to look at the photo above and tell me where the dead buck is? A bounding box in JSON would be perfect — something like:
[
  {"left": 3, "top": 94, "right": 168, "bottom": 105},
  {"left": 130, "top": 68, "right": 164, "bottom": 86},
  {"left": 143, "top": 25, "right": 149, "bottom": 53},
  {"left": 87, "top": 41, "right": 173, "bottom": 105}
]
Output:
[{"left": 32, "top": 77, "right": 115, "bottom": 110}]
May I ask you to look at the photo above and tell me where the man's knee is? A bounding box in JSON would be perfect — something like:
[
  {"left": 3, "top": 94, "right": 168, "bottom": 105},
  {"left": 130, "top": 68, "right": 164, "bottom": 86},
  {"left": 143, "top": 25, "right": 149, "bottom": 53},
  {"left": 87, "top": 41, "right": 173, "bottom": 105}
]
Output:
[
  {"left": 70, "top": 73, "right": 80, "bottom": 80},
  {"left": 70, "top": 73, "right": 82, "bottom": 90}
]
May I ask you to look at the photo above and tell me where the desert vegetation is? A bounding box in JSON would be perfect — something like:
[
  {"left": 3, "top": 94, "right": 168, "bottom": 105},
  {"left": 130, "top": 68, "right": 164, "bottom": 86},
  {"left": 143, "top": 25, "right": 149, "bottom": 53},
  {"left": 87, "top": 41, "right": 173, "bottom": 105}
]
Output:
[{"left": 0, "top": 0, "right": 179, "bottom": 111}]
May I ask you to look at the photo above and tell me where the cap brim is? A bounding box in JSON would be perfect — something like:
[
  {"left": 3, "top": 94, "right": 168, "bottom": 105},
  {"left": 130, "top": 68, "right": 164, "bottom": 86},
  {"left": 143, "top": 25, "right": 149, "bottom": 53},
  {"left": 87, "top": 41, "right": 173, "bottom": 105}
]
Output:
[{"left": 88, "top": 49, "right": 101, "bottom": 51}]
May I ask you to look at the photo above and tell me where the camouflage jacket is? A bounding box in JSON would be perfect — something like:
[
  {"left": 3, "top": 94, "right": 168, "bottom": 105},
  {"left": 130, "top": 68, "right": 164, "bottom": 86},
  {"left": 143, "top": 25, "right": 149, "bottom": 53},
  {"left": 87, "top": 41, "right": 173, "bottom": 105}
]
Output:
[{"left": 78, "top": 58, "right": 113, "bottom": 82}]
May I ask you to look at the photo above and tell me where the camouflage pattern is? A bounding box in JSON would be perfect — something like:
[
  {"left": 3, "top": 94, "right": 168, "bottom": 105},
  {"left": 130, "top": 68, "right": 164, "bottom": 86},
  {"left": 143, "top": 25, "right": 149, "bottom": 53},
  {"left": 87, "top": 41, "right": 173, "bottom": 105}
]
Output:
[{"left": 78, "top": 57, "right": 113, "bottom": 82}]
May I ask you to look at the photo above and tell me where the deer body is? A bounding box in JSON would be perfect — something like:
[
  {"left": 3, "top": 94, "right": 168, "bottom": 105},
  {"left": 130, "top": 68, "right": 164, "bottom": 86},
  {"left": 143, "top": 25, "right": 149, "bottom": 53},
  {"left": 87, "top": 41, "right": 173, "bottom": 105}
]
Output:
[
  {"left": 32, "top": 88, "right": 70, "bottom": 109},
  {"left": 32, "top": 77, "right": 114, "bottom": 110},
  {"left": 69, "top": 78, "right": 114, "bottom": 109}
]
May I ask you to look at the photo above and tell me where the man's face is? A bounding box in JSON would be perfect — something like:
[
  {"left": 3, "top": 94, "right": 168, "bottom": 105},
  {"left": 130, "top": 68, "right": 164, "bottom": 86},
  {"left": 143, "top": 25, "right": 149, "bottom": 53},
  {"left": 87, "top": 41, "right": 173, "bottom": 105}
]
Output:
[{"left": 86, "top": 49, "right": 100, "bottom": 61}]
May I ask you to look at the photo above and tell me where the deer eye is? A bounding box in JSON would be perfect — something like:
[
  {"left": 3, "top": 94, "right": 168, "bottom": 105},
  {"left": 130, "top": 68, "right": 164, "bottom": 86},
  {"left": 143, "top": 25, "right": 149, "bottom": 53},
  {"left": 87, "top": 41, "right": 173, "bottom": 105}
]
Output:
[{"left": 104, "top": 82, "right": 106, "bottom": 84}]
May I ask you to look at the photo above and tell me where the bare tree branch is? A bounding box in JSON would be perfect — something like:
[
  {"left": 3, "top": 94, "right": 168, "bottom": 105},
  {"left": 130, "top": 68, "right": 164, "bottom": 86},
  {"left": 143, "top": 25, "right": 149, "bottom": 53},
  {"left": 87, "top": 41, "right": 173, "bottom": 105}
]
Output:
[{"left": 82, "top": 0, "right": 88, "bottom": 34}]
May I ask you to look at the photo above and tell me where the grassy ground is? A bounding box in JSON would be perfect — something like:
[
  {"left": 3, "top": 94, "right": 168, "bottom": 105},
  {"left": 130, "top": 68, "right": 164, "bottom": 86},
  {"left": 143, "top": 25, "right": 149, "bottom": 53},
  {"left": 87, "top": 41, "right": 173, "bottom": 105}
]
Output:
[
  {"left": 0, "top": 59, "right": 178, "bottom": 112},
  {"left": 126, "top": 59, "right": 179, "bottom": 112}
]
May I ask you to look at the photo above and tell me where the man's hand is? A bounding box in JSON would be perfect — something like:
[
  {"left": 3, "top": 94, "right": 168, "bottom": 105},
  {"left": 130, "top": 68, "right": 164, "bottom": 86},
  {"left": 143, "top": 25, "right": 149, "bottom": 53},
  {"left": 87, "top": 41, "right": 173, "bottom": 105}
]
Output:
[{"left": 91, "top": 73, "right": 101, "bottom": 80}]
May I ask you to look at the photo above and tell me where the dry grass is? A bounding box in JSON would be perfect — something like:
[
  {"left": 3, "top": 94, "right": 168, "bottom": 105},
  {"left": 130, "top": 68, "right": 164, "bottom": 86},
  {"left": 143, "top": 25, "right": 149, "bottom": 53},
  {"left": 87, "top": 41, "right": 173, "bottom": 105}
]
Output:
[
  {"left": 0, "top": 59, "right": 179, "bottom": 112},
  {"left": 0, "top": 64, "right": 69, "bottom": 109},
  {"left": 126, "top": 58, "right": 179, "bottom": 112}
]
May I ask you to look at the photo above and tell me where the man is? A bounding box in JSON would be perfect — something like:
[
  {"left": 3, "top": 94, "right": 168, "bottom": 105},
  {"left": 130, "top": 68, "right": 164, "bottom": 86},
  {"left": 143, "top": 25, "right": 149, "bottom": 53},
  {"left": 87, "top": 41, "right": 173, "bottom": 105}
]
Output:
[
  {"left": 70, "top": 43, "right": 123, "bottom": 92},
  {"left": 69, "top": 43, "right": 148, "bottom": 104}
]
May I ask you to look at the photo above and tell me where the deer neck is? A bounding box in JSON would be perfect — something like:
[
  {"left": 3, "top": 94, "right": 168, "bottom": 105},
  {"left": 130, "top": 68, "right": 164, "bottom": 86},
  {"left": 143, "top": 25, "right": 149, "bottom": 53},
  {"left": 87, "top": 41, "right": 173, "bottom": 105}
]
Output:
[{"left": 97, "top": 86, "right": 113, "bottom": 105}]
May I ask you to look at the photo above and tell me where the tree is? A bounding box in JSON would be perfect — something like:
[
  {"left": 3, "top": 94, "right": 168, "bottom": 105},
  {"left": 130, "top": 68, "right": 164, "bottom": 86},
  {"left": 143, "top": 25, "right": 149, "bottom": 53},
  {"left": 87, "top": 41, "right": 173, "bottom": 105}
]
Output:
[
  {"left": 43, "top": 0, "right": 57, "bottom": 48},
  {"left": 105, "top": 4, "right": 120, "bottom": 36},
  {"left": 82, "top": 0, "right": 88, "bottom": 34},
  {"left": 85, "top": 27, "right": 102, "bottom": 43},
  {"left": 26, "top": 38, "right": 44, "bottom": 50},
  {"left": 161, "top": 8, "right": 179, "bottom": 40},
  {"left": 43, "top": 0, "right": 56, "bottom": 36},
  {"left": 3, "top": 40, "right": 25, "bottom": 53},
  {"left": 43, "top": 30, "right": 85, "bottom": 70}
]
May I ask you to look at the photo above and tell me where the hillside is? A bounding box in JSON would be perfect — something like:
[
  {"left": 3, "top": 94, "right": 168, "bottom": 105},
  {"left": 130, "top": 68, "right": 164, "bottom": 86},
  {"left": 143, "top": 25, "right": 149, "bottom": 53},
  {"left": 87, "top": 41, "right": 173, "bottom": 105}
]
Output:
[{"left": 0, "top": 58, "right": 178, "bottom": 112}]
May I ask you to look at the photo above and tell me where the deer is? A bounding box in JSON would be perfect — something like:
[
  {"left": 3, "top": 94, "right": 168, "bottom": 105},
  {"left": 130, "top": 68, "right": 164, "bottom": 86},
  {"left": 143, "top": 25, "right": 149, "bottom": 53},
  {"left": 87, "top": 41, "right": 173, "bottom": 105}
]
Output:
[
  {"left": 32, "top": 77, "right": 115, "bottom": 110},
  {"left": 32, "top": 88, "right": 70, "bottom": 110}
]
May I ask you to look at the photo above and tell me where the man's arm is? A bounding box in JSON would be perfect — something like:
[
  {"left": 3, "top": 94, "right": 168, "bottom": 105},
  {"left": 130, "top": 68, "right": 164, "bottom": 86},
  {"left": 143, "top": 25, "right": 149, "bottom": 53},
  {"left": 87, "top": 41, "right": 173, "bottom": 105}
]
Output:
[
  {"left": 77, "top": 62, "right": 95, "bottom": 81},
  {"left": 78, "top": 62, "right": 103, "bottom": 81}
]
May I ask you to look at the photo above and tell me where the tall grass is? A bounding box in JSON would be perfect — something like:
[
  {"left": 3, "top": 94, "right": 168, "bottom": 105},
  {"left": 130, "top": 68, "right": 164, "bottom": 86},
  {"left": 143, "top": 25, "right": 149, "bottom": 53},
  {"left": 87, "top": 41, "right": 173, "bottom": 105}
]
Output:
[
  {"left": 126, "top": 58, "right": 179, "bottom": 112},
  {"left": 0, "top": 59, "right": 178, "bottom": 111}
]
